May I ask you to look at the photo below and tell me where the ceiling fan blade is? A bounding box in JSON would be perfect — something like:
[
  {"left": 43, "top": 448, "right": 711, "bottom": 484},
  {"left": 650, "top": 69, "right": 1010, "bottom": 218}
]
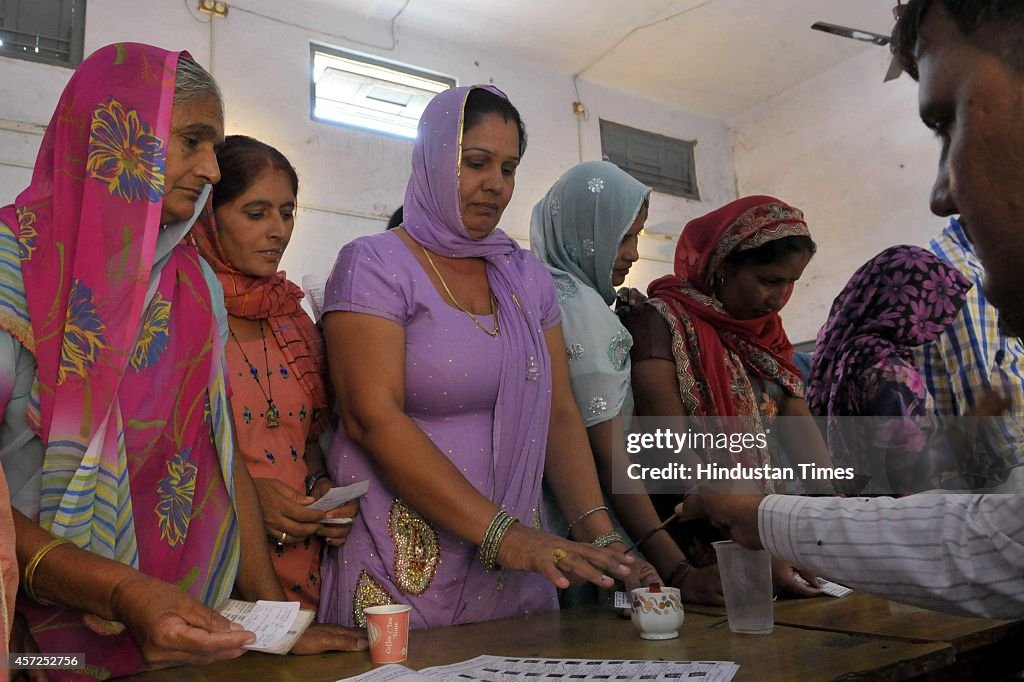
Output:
[
  {"left": 811, "top": 22, "right": 890, "bottom": 46},
  {"left": 883, "top": 55, "right": 903, "bottom": 82}
]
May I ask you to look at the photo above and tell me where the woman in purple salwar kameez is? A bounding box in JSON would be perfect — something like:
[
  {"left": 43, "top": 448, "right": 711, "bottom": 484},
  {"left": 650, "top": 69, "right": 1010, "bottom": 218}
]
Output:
[{"left": 318, "top": 86, "right": 635, "bottom": 629}]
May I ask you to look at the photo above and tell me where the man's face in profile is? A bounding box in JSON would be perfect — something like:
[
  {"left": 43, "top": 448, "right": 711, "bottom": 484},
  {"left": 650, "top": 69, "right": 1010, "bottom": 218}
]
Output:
[{"left": 917, "top": 5, "right": 1024, "bottom": 337}]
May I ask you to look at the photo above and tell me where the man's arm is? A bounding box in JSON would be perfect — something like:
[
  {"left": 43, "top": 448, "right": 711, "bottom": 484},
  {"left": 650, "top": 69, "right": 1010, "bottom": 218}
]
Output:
[{"left": 680, "top": 492, "right": 1024, "bottom": 619}]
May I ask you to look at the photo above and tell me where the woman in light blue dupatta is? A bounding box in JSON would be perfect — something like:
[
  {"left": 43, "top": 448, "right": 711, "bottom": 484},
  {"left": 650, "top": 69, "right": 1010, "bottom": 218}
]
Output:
[{"left": 531, "top": 161, "right": 676, "bottom": 597}]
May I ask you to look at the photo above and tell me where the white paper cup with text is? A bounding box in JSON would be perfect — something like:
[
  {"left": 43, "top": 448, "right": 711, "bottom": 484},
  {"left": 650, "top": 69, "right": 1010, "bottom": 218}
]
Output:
[
  {"left": 712, "top": 540, "right": 774, "bottom": 634},
  {"left": 363, "top": 604, "right": 412, "bottom": 663}
]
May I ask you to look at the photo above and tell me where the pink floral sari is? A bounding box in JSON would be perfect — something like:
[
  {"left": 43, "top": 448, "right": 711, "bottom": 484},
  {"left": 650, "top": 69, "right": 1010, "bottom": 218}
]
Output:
[
  {"left": 0, "top": 43, "right": 239, "bottom": 680},
  {"left": 0, "top": 467, "right": 14, "bottom": 682}
]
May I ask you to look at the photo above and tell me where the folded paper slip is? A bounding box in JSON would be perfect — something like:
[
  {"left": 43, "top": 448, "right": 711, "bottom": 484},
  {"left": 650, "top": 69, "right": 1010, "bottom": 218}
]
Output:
[{"left": 218, "top": 599, "right": 315, "bottom": 655}]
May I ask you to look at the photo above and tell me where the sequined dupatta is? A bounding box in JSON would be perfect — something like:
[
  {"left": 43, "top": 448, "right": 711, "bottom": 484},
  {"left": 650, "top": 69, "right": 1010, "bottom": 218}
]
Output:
[
  {"left": 402, "top": 86, "right": 552, "bottom": 518},
  {"left": 530, "top": 161, "right": 650, "bottom": 426}
]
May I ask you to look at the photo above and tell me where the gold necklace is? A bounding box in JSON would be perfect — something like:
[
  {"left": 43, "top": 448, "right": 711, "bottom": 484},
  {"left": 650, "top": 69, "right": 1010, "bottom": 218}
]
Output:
[{"left": 421, "top": 245, "right": 499, "bottom": 337}]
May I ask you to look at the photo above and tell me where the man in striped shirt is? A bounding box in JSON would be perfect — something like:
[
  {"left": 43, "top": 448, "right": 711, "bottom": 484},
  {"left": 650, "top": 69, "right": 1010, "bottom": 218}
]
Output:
[
  {"left": 917, "top": 216, "right": 1024, "bottom": 487},
  {"left": 678, "top": 0, "right": 1024, "bottom": 619}
]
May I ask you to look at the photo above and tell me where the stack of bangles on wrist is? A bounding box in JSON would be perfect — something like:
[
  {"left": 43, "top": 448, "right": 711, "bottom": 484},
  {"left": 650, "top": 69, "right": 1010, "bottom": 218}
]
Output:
[
  {"left": 24, "top": 537, "right": 71, "bottom": 604},
  {"left": 591, "top": 532, "right": 625, "bottom": 548},
  {"left": 565, "top": 505, "right": 609, "bottom": 537},
  {"left": 479, "top": 510, "right": 518, "bottom": 571}
]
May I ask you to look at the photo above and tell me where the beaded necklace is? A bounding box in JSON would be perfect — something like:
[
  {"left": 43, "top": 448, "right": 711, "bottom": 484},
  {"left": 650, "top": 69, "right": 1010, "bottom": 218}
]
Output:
[{"left": 229, "top": 319, "right": 281, "bottom": 428}]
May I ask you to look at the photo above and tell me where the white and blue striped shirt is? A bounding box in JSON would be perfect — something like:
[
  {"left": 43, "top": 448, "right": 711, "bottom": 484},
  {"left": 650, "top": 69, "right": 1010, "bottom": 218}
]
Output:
[{"left": 760, "top": 492, "right": 1024, "bottom": 619}]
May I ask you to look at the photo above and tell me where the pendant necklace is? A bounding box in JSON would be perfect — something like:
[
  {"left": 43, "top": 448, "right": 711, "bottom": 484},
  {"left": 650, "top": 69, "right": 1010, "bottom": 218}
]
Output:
[{"left": 230, "top": 319, "right": 281, "bottom": 428}]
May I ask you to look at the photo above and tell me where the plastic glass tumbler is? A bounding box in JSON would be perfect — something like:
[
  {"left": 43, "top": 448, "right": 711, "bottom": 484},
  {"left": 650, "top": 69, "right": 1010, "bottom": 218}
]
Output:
[{"left": 712, "top": 540, "right": 773, "bottom": 634}]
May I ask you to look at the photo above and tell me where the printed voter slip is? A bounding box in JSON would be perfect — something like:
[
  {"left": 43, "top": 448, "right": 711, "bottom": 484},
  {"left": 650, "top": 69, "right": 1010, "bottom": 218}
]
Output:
[
  {"left": 797, "top": 575, "right": 852, "bottom": 597},
  {"left": 306, "top": 479, "right": 369, "bottom": 513},
  {"left": 817, "top": 578, "right": 852, "bottom": 597},
  {"left": 217, "top": 599, "right": 314, "bottom": 655},
  {"left": 344, "top": 655, "right": 740, "bottom": 681}
]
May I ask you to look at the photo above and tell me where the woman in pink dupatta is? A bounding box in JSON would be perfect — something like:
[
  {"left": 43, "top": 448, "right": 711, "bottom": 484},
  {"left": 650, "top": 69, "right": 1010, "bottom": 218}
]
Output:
[{"left": 0, "top": 43, "right": 363, "bottom": 680}]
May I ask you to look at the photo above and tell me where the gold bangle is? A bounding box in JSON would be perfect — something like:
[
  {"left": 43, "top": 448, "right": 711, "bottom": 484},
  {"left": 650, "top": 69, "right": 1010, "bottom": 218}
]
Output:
[
  {"left": 479, "top": 511, "right": 517, "bottom": 571},
  {"left": 566, "top": 505, "right": 609, "bottom": 537},
  {"left": 24, "top": 537, "right": 71, "bottom": 605}
]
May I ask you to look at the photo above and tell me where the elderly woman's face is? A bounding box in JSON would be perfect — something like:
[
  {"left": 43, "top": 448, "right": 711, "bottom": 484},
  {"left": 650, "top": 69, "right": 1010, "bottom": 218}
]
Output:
[
  {"left": 161, "top": 93, "right": 223, "bottom": 224},
  {"left": 458, "top": 113, "right": 520, "bottom": 239},
  {"left": 717, "top": 249, "right": 811, "bottom": 320}
]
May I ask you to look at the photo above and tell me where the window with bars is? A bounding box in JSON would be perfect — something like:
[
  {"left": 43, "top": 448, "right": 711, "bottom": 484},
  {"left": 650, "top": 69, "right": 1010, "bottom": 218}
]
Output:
[
  {"left": 600, "top": 119, "right": 700, "bottom": 200},
  {"left": 0, "top": 0, "right": 86, "bottom": 68},
  {"left": 310, "top": 44, "right": 455, "bottom": 140}
]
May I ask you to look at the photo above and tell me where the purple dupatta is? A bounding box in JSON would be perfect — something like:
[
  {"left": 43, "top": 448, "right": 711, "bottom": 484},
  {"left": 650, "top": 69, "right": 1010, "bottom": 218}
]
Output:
[{"left": 402, "top": 86, "right": 552, "bottom": 518}]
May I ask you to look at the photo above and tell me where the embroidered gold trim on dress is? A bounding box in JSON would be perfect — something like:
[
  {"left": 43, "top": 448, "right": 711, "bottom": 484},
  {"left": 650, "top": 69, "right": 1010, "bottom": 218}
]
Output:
[
  {"left": 353, "top": 569, "right": 394, "bottom": 628},
  {"left": 388, "top": 499, "right": 440, "bottom": 596}
]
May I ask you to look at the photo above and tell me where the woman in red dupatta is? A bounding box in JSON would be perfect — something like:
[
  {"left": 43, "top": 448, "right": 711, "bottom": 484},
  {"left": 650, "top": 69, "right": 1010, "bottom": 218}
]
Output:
[{"left": 623, "top": 195, "right": 833, "bottom": 605}]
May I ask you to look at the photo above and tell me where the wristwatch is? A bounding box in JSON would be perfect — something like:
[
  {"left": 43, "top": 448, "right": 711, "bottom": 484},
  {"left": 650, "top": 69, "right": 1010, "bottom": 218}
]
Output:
[{"left": 305, "top": 469, "right": 330, "bottom": 497}]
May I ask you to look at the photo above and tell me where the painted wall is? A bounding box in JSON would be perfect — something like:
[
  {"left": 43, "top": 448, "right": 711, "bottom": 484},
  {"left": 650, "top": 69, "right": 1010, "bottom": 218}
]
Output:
[
  {"left": 0, "top": 0, "right": 736, "bottom": 289},
  {"left": 731, "top": 48, "right": 943, "bottom": 343}
]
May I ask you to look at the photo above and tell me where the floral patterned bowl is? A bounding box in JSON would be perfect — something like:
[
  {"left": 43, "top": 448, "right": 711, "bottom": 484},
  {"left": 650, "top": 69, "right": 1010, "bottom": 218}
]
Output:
[{"left": 630, "top": 586, "right": 684, "bottom": 640}]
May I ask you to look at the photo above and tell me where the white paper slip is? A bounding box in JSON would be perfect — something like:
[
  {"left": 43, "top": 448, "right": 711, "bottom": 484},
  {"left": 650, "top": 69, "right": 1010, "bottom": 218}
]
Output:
[
  {"left": 340, "top": 664, "right": 433, "bottom": 681},
  {"left": 320, "top": 516, "right": 354, "bottom": 525},
  {"left": 798, "top": 575, "right": 852, "bottom": 598},
  {"left": 218, "top": 599, "right": 312, "bottom": 655},
  {"left": 307, "top": 480, "right": 370, "bottom": 512},
  {"left": 301, "top": 272, "right": 328, "bottom": 322},
  {"left": 817, "top": 578, "right": 852, "bottom": 597},
  {"left": 613, "top": 590, "right": 630, "bottom": 609}
]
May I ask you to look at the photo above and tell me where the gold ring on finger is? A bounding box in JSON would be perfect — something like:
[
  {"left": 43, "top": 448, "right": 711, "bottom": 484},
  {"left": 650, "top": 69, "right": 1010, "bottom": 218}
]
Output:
[{"left": 552, "top": 548, "right": 568, "bottom": 565}]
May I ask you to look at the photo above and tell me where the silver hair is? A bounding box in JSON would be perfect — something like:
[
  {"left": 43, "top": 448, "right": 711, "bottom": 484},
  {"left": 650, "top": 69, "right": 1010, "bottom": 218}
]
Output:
[{"left": 174, "top": 54, "right": 223, "bottom": 113}]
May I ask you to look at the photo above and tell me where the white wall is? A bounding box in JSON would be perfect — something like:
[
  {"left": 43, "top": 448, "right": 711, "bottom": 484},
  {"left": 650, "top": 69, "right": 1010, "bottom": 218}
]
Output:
[
  {"left": 0, "top": 0, "right": 737, "bottom": 288},
  {"left": 731, "top": 48, "right": 943, "bottom": 343}
]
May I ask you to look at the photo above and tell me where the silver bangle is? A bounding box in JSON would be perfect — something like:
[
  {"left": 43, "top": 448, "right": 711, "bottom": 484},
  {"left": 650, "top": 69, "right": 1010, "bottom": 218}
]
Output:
[
  {"left": 592, "top": 532, "right": 625, "bottom": 548},
  {"left": 305, "top": 469, "right": 330, "bottom": 496}
]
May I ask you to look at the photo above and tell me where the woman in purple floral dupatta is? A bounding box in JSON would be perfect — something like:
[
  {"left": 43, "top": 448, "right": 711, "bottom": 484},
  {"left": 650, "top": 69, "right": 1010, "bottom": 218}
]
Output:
[
  {"left": 319, "top": 85, "right": 634, "bottom": 629},
  {"left": 808, "top": 245, "right": 971, "bottom": 494}
]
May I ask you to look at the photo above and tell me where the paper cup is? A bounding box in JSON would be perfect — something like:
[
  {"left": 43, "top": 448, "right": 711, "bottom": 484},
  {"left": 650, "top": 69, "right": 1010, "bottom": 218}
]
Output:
[
  {"left": 712, "top": 540, "right": 773, "bottom": 634},
  {"left": 363, "top": 604, "right": 412, "bottom": 663}
]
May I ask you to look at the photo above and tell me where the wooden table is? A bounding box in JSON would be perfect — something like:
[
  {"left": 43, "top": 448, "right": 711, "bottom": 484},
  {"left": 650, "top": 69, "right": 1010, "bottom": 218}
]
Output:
[
  {"left": 688, "top": 592, "right": 1024, "bottom": 680},
  {"left": 125, "top": 605, "right": 953, "bottom": 681}
]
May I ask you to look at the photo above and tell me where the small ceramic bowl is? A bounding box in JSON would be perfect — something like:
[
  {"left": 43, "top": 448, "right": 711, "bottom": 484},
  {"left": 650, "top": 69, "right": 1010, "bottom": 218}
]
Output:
[{"left": 630, "top": 586, "right": 684, "bottom": 640}]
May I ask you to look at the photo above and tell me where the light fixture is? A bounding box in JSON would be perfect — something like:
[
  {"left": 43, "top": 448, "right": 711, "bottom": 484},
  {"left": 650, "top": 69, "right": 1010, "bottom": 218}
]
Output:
[{"left": 198, "top": 0, "right": 228, "bottom": 18}]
